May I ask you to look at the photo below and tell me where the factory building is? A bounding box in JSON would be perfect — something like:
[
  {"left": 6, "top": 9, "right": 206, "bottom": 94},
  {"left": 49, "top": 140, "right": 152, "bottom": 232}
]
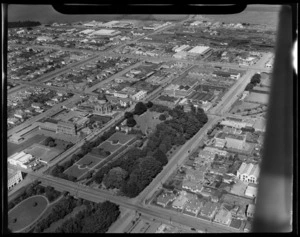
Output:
[{"left": 56, "top": 121, "right": 77, "bottom": 136}]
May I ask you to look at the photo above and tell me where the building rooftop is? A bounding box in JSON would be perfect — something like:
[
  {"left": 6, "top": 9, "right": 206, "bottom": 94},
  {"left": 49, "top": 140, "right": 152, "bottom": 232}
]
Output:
[
  {"left": 200, "top": 201, "right": 218, "bottom": 217},
  {"left": 8, "top": 166, "right": 21, "bottom": 179}
]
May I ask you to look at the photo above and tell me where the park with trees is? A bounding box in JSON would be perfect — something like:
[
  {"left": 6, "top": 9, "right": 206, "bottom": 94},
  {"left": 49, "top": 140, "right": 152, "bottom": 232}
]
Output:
[{"left": 92, "top": 102, "right": 208, "bottom": 197}]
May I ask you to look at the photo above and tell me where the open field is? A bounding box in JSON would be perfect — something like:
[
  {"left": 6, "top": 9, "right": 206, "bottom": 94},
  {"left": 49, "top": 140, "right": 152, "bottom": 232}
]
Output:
[
  {"left": 8, "top": 134, "right": 48, "bottom": 157},
  {"left": 134, "top": 110, "right": 162, "bottom": 135},
  {"left": 8, "top": 195, "right": 48, "bottom": 232},
  {"left": 244, "top": 92, "right": 269, "bottom": 104},
  {"left": 98, "top": 141, "right": 122, "bottom": 153},
  {"left": 25, "top": 143, "right": 61, "bottom": 163},
  {"left": 64, "top": 165, "right": 90, "bottom": 178},
  {"left": 230, "top": 101, "right": 260, "bottom": 113},
  {"left": 76, "top": 153, "right": 105, "bottom": 169},
  {"left": 107, "top": 132, "right": 135, "bottom": 145}
]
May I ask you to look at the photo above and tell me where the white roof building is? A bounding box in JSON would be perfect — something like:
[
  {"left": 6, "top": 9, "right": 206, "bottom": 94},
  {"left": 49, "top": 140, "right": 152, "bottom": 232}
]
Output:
[
  {"left": 245, "top": 183, "right": 258, "bottom": 198},
  {"left": 79, "top": 29, "right": 95, "bottom": 34},
  {"left": 174, "top": 45, "right": 190, "bottom": 52},
  {"left": 91, "top": 29, "right": 121, "bottom": 36},
  {"left": 188, "top": 46, "right": 210, "bottom": 55},
  {"left": 237, "top": 162, "right": 260, "bottom": 184},
  {"left": 172, "top": 191, "right": 188, "bottom": 210}
]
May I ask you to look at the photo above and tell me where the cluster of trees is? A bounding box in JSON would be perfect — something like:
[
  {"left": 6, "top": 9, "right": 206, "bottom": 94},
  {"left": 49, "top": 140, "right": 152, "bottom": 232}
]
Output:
[
  {"left": 55, "top": 201, "right": 120, "bottom": 233},
  {"left": 125, "top": 101, "right": 153, "bottom": 127},
  {"left": 51, "top": 154, "right": 81, "bottom": 181},
  {"left": 43, "top": 137, "right": 56, "bottom": 147},
  {"left": 93, "top": 103, "right": 208, "bottom": 198},
  {"left": 8, "top": 181, "right": 61, "bottom": 210},
  {"left": 34, "top": 196, "right": 78, "bottom": 233},
  {"left": 8, "top": 21, "right": 41, "bottom": 28},
  {"left": 245, "top": 73, "right": 262, "bottom": 91}
]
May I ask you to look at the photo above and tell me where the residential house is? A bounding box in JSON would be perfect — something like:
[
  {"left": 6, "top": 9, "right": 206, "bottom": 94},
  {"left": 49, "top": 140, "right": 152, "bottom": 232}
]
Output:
[
  {"left": 214, "top": 208, "right": 232, "bottom": 226},
  {"left": 199, "top": 201, "right": 219, "bottom": 219},
  {"left": 31, "top": 102, "right": 43, "bottom": 109},
  {"left": 156, "top": 191, "right": 176, "bottom": 207},
  {"left": 172, "top": 191, "right": 188, "bottom": 210},
  {"left": 184, "top": 195, "right": 203, "bottom": 215}
]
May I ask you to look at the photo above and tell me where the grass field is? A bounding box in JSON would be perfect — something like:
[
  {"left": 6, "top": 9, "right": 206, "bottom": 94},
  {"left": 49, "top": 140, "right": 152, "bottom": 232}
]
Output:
[
  {"left": 134, "top": 110, "right": 162, "bottom": 135},
  {"left": 230, "top": 101, "right": 260, "bottom": 113},
  {"left": 107, "top": 132, "right": 135, "bottom": 145},
  {"left": 25, "top": 143, "right": 61, "bottom": 163},
  {"left": 76, "top": 153, "right": 105, "bottom": 169},
  {"left": 245, "top": 92, "right": 269, "bottom": 104},
  {"left": 8, "top": 195, "right": 48, "bottom": 232},
  {"left": 64, "top": 165, "right": 90, "bottom": 178},
  {"left": 8, "top": 134, "right": 48, "bottom": 157},
  {"left": 98, "top": 141, "right": 122, "bottom": 153}
]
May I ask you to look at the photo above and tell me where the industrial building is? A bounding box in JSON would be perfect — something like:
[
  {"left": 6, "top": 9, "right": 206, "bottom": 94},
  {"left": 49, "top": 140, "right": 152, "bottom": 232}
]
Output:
[
  {"left": 174, "top": 45, "right": 190, "bottom": 53},
  {"left": 8, "top": 151, "right": 34, "bottom": 169},
  {"left": 215, "top": 132, "right": 246, "bottom": 150},
  {"left": 237, "top": 162, "right": 260, "bottom": 184},
  {"left": 56, "top": 121, "right": 77, "bottom": 136},
  {"left": 79, "top": 29, "right": 95, "bottom": 35},
  {"left": 132, "top": 90, "right": 147, "bottom": 101},
  {"left": 188, "top": 46, "right": 211, "bottom": 55},
  {"left": 91, "top": 29, "right": 121, "bottom": 36},
  {"left": 8, "top": 166, "right": 23, "bottom": 190}
]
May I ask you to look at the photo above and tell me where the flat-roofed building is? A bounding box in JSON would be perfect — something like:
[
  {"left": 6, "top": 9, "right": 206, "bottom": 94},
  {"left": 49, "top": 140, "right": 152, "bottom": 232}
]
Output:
[
  {"left": 245, "top": 183, "right": 258, "bottom": 198},
  {"left": 132, "top": 90, "right": 147, "bottom": 101},
  {"left": 246, "top": 203, "right": 255, "bottom": 218},
  {"left": 188, "top": 46, "right": 211, "bottom": 55},
  {"left": 8, "top": 166, "right": 23, "bottom": 190},
  {"left": 203, "top": 147, "right": 228, "bottom": 156},
  {"left": 79, "top": 29, "right": 95, "bottom": 34},
  {"left": 174, "top": 44, "right": 190, "bottom": 52},
  {"left": 225, "top": 133, "right": 246, "bottom": 150},
  {"left": 56, "top": 121, "right": 77, "bottom": 135},
  {"left": 91, "top": 29, "right": 121, "bottom": 36},
  {"left": 40, "top": 121, "right": 58, "bottom": 132},
  {"left": 8, "top": 151, "right": 33, "bottom": 169},
  {"left": 237, "top": 162, "right": 260, "bottom": 184}
]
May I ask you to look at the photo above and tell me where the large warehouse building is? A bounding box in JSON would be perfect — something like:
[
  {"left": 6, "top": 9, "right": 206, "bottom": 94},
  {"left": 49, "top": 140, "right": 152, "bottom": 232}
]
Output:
[
  {"left": 188, "top": 46, "right": 211, "bottom": 55},
  {"left": 91, "top": 29, "right": 121, "bottom": 36}
]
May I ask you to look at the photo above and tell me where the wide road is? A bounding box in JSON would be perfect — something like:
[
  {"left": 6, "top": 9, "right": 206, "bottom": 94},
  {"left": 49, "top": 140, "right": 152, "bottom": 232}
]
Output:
[{"left": 27, "top": 169, "right": 238, "bottom": 233}]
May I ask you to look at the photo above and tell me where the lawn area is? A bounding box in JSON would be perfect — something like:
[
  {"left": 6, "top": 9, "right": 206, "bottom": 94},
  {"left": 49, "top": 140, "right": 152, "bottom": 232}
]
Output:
[
  {"left": 245, "top": 92, "right": 269, "bottom": 105},
  {"left": 89, "top": 115, "right": 111, "bottom": 123},
  {"left": 8, "top": 134, "right": 48, "bottom": 157},
  {"left": 98, "top": 141, "right": 122, "bottom": 153},
  {"left": 76, "top": 153, "right": 104, "bottom": 169},
  {"left": 230, "top": 101, "right": 260, "bottom": 114},
  {"left": 134, "top": 110, "right": 163, "bottom": 135},
  {"left": 64, "top": 165, "right": 90, "bottom": 178},
  {"left": 8, "top": 195, "right": 49, "bottom": 232},
  {"left": 107, "top": 132, "right": 135, "bottom": 145}
]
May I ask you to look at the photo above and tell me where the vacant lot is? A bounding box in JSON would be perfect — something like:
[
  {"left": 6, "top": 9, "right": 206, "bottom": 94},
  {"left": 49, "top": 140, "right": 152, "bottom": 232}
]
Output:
[
  {"left": 25, "top": 143, "right": 61, "bottom": 164},
  {"left": 107, "top": 132, "right": 135, "bottom": 145},
  {"left": 64, "top": 165, "right": 90, "bottom": 178},
  {"left": 76, "top": 153, "right": 104, "bottom": 169},
  {"left": 245, "top": 92, "right": 269, "bottom": 105},
  {"left": 8, "top": 195, "right": 48, "bottom": 232},
  {"left": 230, "top": 101, "right": 260, "bottom": 113}
]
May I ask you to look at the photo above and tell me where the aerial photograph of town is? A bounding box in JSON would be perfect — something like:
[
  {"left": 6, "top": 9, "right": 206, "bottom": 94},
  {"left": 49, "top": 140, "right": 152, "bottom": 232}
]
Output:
[{"left": 6, "top": 4, "right": 289, "bottom": 233}]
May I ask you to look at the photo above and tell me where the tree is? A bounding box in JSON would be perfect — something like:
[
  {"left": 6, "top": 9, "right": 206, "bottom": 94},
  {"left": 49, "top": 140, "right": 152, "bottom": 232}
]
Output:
[
  {"left": 153, "top": 149, "right": 168, "bottom": 166},
  {"left": 245, "top": 83, "right": 254, "bottom": 91},
  {"left": 146, "top": 101, "right": 153, "bottom": 108},
  {"left": 103, "top": 167, "right": 128, "bottom": 189},
  {"left": 124, "top": 112, "right": 133, "bottom": 119},
  {"left": 126, "top": 117, "right": 137, "bottom": 127},
  {"left": 251, "top": 73, "right": 261, "bottom": 85},
  {"left": 49, "top": 140, "right": 56, "bottom": 147},
  {"left": 134, "top": 102, "right": 147, "bottom": 115},
  {"left": 159, "top": 114, "right": 166, "bottom": 121}
]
